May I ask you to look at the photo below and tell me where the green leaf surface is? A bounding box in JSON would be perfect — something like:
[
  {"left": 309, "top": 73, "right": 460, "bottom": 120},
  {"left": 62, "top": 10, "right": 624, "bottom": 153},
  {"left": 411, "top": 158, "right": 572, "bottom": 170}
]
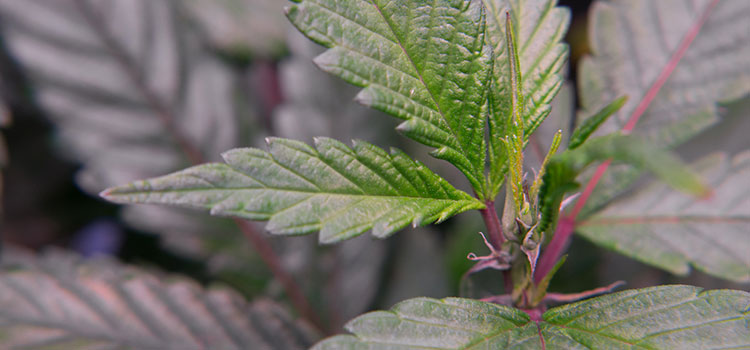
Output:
[
  {"left": 485, "top": 0, "right": 570, "bottom": 196},
  {"left": 577, "top": 151, "right": 750, "bottom": 283},
  {"left": 0, "top": 250, "right": 319, "bottom": 350},
  {"left": 578, "top": 0, "right": 750, "bottom": 213},
  {"left": 312, "top": 285, "right": 750, "bottom": 349},
  {"left": 287, "top": 0, "right": 491, "bottom": 195},
  {"left": 102, "top": 138, "right": 484, "bottom": 244}
]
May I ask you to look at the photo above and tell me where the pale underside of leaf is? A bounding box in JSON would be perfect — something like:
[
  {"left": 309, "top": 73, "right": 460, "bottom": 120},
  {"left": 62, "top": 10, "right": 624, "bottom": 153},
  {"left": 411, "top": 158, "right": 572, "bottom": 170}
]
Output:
[
  {"left": 0, "top": 0, "right": 247, "bottom": 259},
  {"left": 312, "top": 285, "right": 750, "bottom": 349},
  {"left": 287, "top": 0, "right": 491, "bottom": 195},
  {"left": 102, "top": 137, "right": 484, "bottom": 244},
  {"left": 0, "top": 250, "right": 318, "bottom": 350},
  {"left": 577, "top": 151, "right": 750, "bottom": 283},
  {"left": 485, "top": 0, "right": 570, "bottom": 196},
  {"left": 578, "top": 0, "right": 750, "bottom": 213}
]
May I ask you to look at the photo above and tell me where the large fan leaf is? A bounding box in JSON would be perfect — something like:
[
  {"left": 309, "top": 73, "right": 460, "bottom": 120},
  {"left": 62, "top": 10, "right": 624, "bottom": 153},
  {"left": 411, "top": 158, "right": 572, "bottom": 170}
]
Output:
[
  {"left": 577, "top": 0, "right": 750, "bottom": 213},
  {"left": 102, "top": 137, "right": 484, "bottom": 244},
  {"left": 0, "top": 0, "right": 249, "bottom": 247},
  {"left": 0, "top": 250, "right": 318, "bottom": 350},
  {"left": 485, "top": 0, "right": 570, "bottom": 196},
  {"left": 287, "top": 0, "right": 491, "bottom": 195},
  {"left": 313, "top": 285, "right": 750, "bottom": 349},
  {"left": 577, "top": 151, "right": 750, "bottom": 283}
]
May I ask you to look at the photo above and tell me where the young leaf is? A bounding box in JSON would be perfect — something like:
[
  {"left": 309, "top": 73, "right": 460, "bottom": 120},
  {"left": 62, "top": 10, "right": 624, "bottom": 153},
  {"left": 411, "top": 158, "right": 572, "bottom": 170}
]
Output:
[
  {"left": 485, "top": 0, "right": 571, "bottom": 196},
  {"left": 0, "top": 250, "right": 319, "bottom": 350},
  {"left": 287, "top": 0, "right": 491, "bottom": 196},
  {"left": 577, "top": 0, "right": 750, "bottom": 212},
  {"left": 312, "top": 285, "right": 750, "bottom": 349},
  {"left": 538, "top": 134, "right": 708, "bottom": 235},
  {"left": 504, "top": 13, "right": 526, "bottom": 213},
  {"left": 102, "top": 138, "right": 484, "bottom": 244},
  {"left": 568, "top": 95, "right": 627, "bottom": 149},
  {"left": 577, "top": 151, "right": 750, "bottom": 283}
]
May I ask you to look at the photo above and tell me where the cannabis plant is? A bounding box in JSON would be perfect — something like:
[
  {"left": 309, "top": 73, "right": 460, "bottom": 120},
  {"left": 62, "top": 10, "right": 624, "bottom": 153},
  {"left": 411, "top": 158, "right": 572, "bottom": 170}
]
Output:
[{"left": 1, "top": 0, "right": 749, "bottom": 348}]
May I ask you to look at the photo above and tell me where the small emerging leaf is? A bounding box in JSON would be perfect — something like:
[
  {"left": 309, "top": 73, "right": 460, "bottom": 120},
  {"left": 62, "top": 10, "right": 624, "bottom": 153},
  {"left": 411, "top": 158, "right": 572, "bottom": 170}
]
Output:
[
  {"left": 568, "top": 95, "right": 627, "bottom": 149},
  {"left": 312, "top": 286, "right": 750, "bottom": 349},
  {"left": 530, "top": 129, "right": 562, "bottom": 200},
  {"left": 102, "top": 138, "right": 484, "bottom": 244},
  {"left": 486, "top": 0, "right": 571, "bottom": 197},
  {"left": 505, "top": 12, "right": 526, "bottom": 213}
]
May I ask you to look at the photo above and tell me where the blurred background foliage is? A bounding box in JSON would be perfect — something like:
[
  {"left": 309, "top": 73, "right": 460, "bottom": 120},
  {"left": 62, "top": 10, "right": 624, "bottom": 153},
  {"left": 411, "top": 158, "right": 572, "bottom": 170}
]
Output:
[{"left": 0, "top": 0, "right": 747, "bottom": 335}]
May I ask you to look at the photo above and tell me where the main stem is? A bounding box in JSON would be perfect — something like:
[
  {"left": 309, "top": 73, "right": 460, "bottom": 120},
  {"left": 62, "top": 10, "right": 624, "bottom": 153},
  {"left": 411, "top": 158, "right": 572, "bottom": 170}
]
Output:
[{"left": 479, "top": 201, "right": 514, "bottom": 292}]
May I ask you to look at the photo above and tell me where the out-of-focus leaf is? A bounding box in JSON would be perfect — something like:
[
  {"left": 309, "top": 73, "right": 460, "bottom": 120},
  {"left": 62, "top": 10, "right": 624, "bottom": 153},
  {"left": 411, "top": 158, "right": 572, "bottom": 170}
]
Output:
[
  {"left": 539, "top": 134, "right": 708, "bottom": 235},
  {"left": 0, "top": 0, "right": 257, "bottom": 276},
  {"left": 577, "top": 151, "right": 750, "bottom": 283},
  {"left": 312, "top": 285, "right": 750, "bottom": 349},
  {"left": 274, "top": 29, "right": 394, "bottom": 145},
  {"left": 0, "top": 249, "right": 319, "bottom": 350},
  {"left": 380, "top": 228, "right": 450, "bottom": 308},
  {"left": 287, "top": 0, "right": 491, "bottom": 196},
  {"left": 577, "top": 0, "right": 750, "bottom": 212},
  {"left": 184, "top": 0, "right": 287, "bottom": 58},
  {"left": 0, "top": 90, "right": 8, "bottom": 219},
  {"left": 102, "top": 137, "right": 484, "bottom": 244},
  {"left": 485, "top": 0, "right": 570, "bottom": 196},
  {"left": 0, "top": 0, "right": 242, "bottom": 191}
]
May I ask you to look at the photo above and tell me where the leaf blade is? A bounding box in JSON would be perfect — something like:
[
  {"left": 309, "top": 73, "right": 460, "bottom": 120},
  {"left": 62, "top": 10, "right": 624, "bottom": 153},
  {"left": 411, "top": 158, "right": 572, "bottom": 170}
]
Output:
[
  {"left": 0, "top": 250, "right": 319, "bottom": 350},
  {"left": 577, "top": 0, "right": 750, "bottom": 213},
  {"left": 311, "top": 285, "right": 750, "bottom": 349},
  {"left": 486, "top": 0, "right": 571, "bottom": 196},
  {"left": 577, "top": 151, "right": 750, "bottom": 282},
  {"left": 287, "top": 0, "right": 491, "bottom": 195},
  {"left": 102, "top": 138, "right": 484, "bottom": 244}
]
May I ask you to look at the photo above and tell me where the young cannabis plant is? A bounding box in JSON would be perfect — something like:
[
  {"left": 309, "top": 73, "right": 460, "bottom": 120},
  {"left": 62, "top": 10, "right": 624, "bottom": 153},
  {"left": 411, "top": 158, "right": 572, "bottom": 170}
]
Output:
[{"left": 101, "top": 0, "right": 749, "bottom": 348}]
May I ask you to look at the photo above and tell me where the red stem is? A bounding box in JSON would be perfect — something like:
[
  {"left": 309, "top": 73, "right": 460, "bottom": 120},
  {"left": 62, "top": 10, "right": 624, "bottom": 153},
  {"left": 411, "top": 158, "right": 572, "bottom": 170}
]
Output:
[
  {"left": 479, "top": 201, "right": 504, "bottom": 249},
  {"left": 478, "top": 202, "right": 515, "bottom": 291},
  {"left": 534, "top": 0, "right": 719, "bottom": 284}
]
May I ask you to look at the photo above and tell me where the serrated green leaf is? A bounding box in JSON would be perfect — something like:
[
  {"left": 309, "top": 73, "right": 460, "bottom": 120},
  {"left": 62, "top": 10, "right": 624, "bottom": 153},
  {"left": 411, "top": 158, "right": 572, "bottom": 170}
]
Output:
[
  {"left": 578, "top": 0, "right": 750, "bottom": 213},
  {"left": 538, "top": 134, "right": 708, "bottom": 235},
  {"left": 102, "top": 138, "right": 484, "bottom": 244},
  {"left": 0, "top": 250, "right": 319, "bottom": 350},
  {"left": 486, "top": 0, "right": 571, "bottom": 197},
  {"left": 568, "top": 95, "right": 627, "bottom": 149},
  {"left": 287, "top": 0, "right": 491, "bottom": 196},
  {"left": 578, "top": 151, "right": 750, "bottom": 283},
  {"left": 312, "top": 285, "right": 750, "bottom": 349}
]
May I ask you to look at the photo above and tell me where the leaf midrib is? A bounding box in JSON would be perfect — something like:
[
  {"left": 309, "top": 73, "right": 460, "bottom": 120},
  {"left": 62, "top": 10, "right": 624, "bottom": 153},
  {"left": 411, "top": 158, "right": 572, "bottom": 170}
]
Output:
[
  {"left": 118, "top": 185, "right": 472, "bottom": 201},
  {"left": 369, "top": 0, "right": 472, "bottom": 162}
]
